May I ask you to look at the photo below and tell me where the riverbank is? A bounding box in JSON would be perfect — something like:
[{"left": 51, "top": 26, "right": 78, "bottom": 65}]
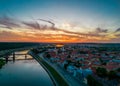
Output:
[
  {"left": 29, "top": 51, "right": 69, "bottom": 86},
  {"left": 39, "top": 53, "right": 87, "bottom": 86},
  {"left": 0, "top": 59, "right": 5, "bottom": 69}
]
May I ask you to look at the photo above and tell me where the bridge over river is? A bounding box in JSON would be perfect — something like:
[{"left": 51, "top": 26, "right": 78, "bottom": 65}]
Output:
[
  {"left": 0, "top": 50, "right": 54, "bottom": 86},
  {"left": 0, "top": 45, "right": 46, "bottom": 62}
]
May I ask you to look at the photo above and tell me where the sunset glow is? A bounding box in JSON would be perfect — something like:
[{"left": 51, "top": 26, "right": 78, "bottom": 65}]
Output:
[{"left": 0, "top": 0, "right": 120, "bottom": 43}]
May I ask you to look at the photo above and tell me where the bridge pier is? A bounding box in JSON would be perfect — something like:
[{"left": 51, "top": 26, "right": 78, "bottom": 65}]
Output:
[
  {"left": 13, "top": 52, "right": 15, "bottom": 62},
  {"left": 5, "top": 56, "right": 9, "bottom": 63},
  {"left": 25, "top": 54, "right": 27, "bottom": 60}
]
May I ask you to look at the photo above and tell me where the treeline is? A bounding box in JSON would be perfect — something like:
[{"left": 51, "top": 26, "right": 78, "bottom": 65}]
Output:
[
  {"left": 0, "top": 59, "right": 5, "bottom": 69},
  {"left": 0, "top": 42, "right": 40, "bottom": 51}
]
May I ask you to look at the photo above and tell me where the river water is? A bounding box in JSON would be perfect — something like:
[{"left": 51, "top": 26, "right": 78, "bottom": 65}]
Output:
[{"left": 0, "top": 51, "right": 53, "bottom": 86}]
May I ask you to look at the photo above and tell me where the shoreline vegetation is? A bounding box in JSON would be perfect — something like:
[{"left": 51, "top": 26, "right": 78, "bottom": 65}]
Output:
[
  {"left": 29, "top": 51, "right": 69, "bottom": 86},
  {"left": 0, "top": 59, "right": 5, "bottom": 69}
]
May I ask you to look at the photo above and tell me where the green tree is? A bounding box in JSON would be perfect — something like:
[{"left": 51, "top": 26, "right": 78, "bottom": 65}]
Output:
[
  {"left": 108, "top": 71, "right": 117, "bottom": 80},
  {"left": 96, "top": 67, "right": 108, "bottom": 77},
  {"left": 87, "top": 75, "right": 103, "bottom": 86},
  {"left": 117, "top": 68, "right": 120, "bottom": 72},
  {"left": 0, "top": 59, "right": 5, "bottom": 69},
  {"left": 64, "top": 64, "right": 69, "bottom": 70},
  {"left": 46, "top": 53, "right": 51, "bottom": 58}
]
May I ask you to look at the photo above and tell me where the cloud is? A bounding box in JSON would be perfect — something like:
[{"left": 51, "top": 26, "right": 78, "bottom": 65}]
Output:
[
  {"left": 96, "top": 27, "right": 108, "bottom": 33},
  {"left": 22, "top": 21, "right": 40, "bottom": 30},
  {"left": 0, "top": 30, "right": 38, "bottom": 42},
  {"left": 0, "top": 15, "right": 107, "bottom": 38},
  {"left": 20, "top": 20, "right": 108, "bottom": 38},
  {"left": 0, "top": 15, "right": 20, "bottom": 29},
  {"left": 115, "top": 33, "right": 120, "bottom": 37},
  {"left": 0, "top": 15, "right": 110, "bottom": 42},
  {"left": 0, "top": 31, "right": 21, "bottom": 42},
  {"left": 38, "top": 19, "right": 55, "bottom": 28},
  {"left": 85, "top": 27, "right": 108, "bottom": 38},
  {"left": 0, "top": 31, "right": 17, "bottom": 37},
  {"left": 115, "top": 28, "right": 120, "bottom": 32},
  {"left": 57, "top": 27, "right": 108, "bottom": 37}
]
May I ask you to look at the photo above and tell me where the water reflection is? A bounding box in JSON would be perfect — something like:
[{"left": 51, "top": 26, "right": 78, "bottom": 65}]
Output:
[{"left": 0, "top": 52, "right": 53, "bottom": 86}]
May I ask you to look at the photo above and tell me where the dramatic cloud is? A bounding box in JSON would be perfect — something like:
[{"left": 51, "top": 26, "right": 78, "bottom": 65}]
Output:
[
  {"left": 0, "top": 30, "right": 39, "bottom": 42},
  {"left": 0, "top": 15, "right": 20, "bottom": 29},
  {"left": 115, "top": 28, "right": 120, "bottom": 32},
  {"left": 115, "top": 33, "right": 120, "bottom": 38},
  {"left": 0, "top": 15, "right": 118, "bottom": 42},
  {"left": 95, "top": 27, "right": 108, "bottom": 33},
  {"left": 38, "top": 19, "right": 55, "bottom": 28},
  {"left": 0, "top": 31, "right": 22, "bottom": 42},
  {"left": 0, "top": 31, "right": 18, "bottom": 38},
  {"left": 22, "top": 21, "right": 40, "bottom": 30},
  {"left": 0, "top": 16, "right": 108, "bottom": 38}
]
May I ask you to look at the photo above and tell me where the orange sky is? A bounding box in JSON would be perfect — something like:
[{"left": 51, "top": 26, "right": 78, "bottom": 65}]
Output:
[
  {"left": 0, "top": 15, "right": 119, "bottom": 43},
  {"left": 0, "top": 26, "right": 119, "bottom": 43},
  {"left": 0, "top": 0, "right": 120, "bottom": 43}
]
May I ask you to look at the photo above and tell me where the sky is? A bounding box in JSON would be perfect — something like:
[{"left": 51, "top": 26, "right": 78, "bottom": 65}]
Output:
[{"left": 0, "top": 0, "right": 120, "bottom": 43}]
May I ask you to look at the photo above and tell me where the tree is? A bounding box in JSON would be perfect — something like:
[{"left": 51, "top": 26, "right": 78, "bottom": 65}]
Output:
[
  {"left": 108, "top": 71, "right": 117, "bottom": 80},
  {"left": 96, "top": 67, "right": 107, "bottom": 78},
  {"left": 117, "top": 68, "right": 120, "bottom": 72},
  {"left": 99, "top": 58, "right": 106, "bottom": 65},
  {"left": 0, "top": 59, "right": 5, "bottom": 69},
  {"left": 46, "top": 53, "right": 51, "bottom": 58},
  {"left": 87, "top": 75, "right": 103, "bottom": 86},
  {"left": 64, "top": 64, "right": 69, "bottom": 70}
]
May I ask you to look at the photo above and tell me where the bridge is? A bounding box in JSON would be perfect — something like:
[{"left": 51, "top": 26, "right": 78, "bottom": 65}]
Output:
[
  {"left": 4, "top": 52, "right": 30, "bottom": 63},
  {"left": 0, "top": 46, "right": 39, "bottom": 63},
  {"left": 0, "top": 44, "right": 55, "bottom": 63}
]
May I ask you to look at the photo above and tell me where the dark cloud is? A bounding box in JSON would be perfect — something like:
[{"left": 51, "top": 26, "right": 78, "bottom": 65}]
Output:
[
  {"left": 0, "top": 16, "right": 107, "bottom": 39},
  {"left": 96, "top": 27, "right": 108, "bottom": 33},
  {"left": 38, "top": 19, "right": 55, "bottom": 28},
  {"left": 22, "top": 20, "right": 56, "bottom": 30},
  {"left": 22, "top": 21, "right": 40, "bottom": 30},
  {"left": 53, "top": 28, "right": 106, "bottom": 38},
  {"left": 0, "top": 15, "right": 20, "bottom": 29},
  {"left": 22, "top": 20, "right": 107, "bottom": 38},
  {"left": 84, "top": 27, "right": 108, "bottom": 37},
  {"left": 115, "top": 28, "right": 120, "bottom": 32}
]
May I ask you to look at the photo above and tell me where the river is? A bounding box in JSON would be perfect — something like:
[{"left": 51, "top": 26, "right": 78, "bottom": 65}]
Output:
[{"left": 0, "top": 50, "right": 53, "bottom": 86}]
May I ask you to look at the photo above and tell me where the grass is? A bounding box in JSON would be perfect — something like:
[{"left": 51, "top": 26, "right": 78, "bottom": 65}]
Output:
[{"left": 30, "top": 52, "right": 69, "bottom": 86}]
